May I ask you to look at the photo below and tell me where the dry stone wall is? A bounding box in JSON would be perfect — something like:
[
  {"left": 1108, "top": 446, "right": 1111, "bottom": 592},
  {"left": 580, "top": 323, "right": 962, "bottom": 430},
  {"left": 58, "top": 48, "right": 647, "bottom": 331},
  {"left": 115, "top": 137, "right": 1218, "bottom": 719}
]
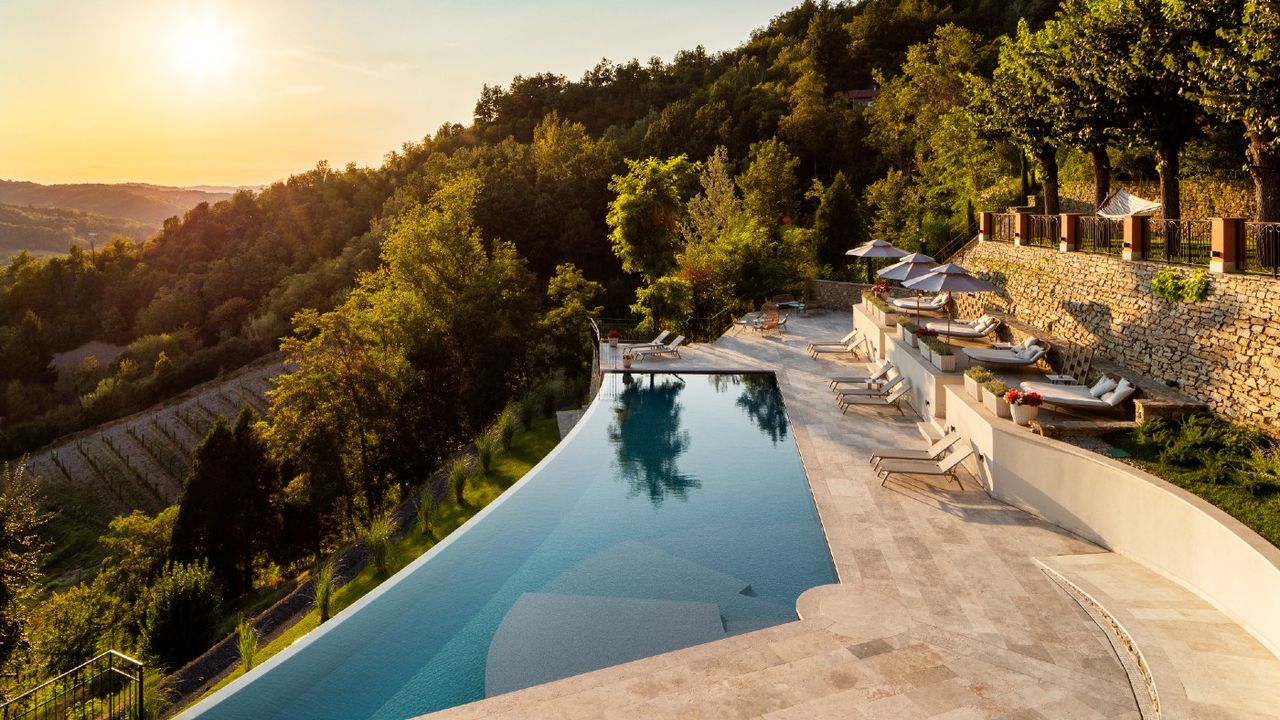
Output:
[
  {"left": 952, "top": 241, "right": 1280, "bottom": 434},
  {"left": 805, "top": 279, "right": 869, "bottom": 310}
]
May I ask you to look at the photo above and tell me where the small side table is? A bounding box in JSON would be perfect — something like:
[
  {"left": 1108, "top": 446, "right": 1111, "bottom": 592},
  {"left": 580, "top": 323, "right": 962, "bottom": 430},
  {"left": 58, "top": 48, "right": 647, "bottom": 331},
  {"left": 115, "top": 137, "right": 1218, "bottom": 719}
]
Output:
[{"left": 1044, "top": 374, "right": 1076, "bottom": 385}]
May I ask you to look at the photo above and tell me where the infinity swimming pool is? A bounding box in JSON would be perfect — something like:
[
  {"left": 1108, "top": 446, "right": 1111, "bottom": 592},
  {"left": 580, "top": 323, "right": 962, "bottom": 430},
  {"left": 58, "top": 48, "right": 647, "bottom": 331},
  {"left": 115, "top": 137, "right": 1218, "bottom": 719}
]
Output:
[{"left": 182, "top": 373, "right": 836, "bottom": 719}]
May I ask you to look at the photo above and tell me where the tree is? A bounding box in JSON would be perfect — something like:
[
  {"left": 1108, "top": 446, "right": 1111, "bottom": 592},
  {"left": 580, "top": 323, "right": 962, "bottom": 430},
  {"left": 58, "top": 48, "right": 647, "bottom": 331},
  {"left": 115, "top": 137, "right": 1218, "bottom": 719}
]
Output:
[
  {"left": 536, "top": 263, "right": 604, "bottom": 375},
  {"left": 1189, "top": 0, "right": 1280, "bottom": 220},
  {"left": 739, "top": 139, "right": 801, "bottom": 228},
  {"left": 143, "top": 561, "right": 222, "bottom": 667},
  {"left": 0, "top": 462, "right": 43, "bottom": 669},
  {"left": 812, "top": 172, "right": 866, "bottom": 270},
  {"left": 682, "top": 147, "right": 741, "bottom": 247},
  {"left": 607, "top": 156, "right": 700, "bottom": 281},
  {"left": 171, "top": 409, "right": 277, "bottom": 597},
  {"left": 972, "top": 21, "right": 1063, "bottom": 214}
]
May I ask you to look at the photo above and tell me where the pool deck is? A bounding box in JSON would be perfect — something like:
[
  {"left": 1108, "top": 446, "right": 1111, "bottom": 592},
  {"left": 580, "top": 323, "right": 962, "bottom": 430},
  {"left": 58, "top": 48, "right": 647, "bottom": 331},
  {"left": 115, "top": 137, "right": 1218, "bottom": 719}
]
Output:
[{"left": 425, "top": 312, "right": 1280, "bottom": 720}]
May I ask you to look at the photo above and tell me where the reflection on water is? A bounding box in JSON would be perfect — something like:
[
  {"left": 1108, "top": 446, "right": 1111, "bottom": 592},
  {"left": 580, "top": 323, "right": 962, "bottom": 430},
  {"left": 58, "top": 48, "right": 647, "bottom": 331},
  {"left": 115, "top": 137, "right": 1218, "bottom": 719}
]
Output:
[
  {"left": 736, "top": 375, "right": 788, "bottom": 443},
  {"left": 608, "top": 375, "right": 698, "bottom": 506}
]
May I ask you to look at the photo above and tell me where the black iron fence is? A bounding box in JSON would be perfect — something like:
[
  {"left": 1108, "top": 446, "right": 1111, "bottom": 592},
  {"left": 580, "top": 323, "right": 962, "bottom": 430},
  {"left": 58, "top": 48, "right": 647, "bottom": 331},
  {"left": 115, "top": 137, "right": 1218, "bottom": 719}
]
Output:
[
  {"left": 1024, "top": 214, "right": 1060, "bottom": 248},
  {"left": 1242, "top": 222, "right": 1280, "bottom": 277},
  {"left": 989, "top": 213, "right": 1017, "bottom": 243},
  {"left": 1078, "top": 216, "right": 1123, "bottom": 255},
  {"left": 1148, "top": 219, "right": 1212, "bottom": 266},
  {"left": 1, "top": 651, "right": 143, "bottom": 720}
]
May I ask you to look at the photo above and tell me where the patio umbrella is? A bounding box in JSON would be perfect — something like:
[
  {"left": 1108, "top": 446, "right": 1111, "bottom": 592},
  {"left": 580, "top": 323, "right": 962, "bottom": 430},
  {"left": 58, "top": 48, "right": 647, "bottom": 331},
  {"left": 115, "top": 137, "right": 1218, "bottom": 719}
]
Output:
[
  {"left": 845, "top": 239, "right": 908, "bottom": 284},
  {"left": 902, "top": 263, "right": 1001, "bottom": 346},
  {"left": 877, "top": 253, "right": 938, "bottom": 325}
]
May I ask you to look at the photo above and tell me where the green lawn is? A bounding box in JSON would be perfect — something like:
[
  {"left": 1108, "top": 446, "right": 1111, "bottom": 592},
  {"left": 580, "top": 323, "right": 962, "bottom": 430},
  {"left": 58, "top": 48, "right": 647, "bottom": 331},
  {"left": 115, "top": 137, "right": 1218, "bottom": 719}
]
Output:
[{"left": 190, "top": 417, "right": 562, "bottom": 702}]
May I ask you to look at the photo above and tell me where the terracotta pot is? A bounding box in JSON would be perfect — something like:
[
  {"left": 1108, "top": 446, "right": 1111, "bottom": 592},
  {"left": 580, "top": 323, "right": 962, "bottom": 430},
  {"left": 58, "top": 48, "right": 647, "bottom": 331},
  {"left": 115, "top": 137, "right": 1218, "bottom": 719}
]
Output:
[
  {"left": 622, "top": 356, "right": 633, "bottom": 368},
  {"left": 1011, "top": 403, "right": 1040, "bottom": 426}
]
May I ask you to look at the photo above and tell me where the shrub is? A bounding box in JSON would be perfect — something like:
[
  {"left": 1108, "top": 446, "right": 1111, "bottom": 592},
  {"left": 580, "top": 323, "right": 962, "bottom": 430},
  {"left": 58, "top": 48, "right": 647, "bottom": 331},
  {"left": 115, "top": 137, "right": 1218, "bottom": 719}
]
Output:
[
  {"left": 518, "top": 393, "right": 539, "bottom": 429},
  {"left": 363, "top": 516, "right": 392, "bottom": 577},
  {"left": 861, "top": 291, "right": 892, "bottom": 313},
  {"left": 895, "top": 317, "right": 919, "bottom": 333},
  {"left": 475, "top": 430, "right": 497, "bottom": 475},
  {"left": 448, "top": 457, "right": 474, "bottom": 507},
  {"left": 313, "top": 563, "right": 335, "bottom": 623},
  {"left": 495, "top": 406, "right": 517, "bottom": 451},
  {"left": 1160, "top": 414, "right": 1233, "bottom": 467},
  {"left": 965, "top": 367, "right": 993, "bottom": 383},
  {"left": 417, "top": 486, "right": 436, "bottom": 539},
  {"left": 143, "top": 562, "right": 222, "bottom": 667},
  {"left": 1151, "top": 269, "right": 1211, "bottom": 303},
  {"left": 34, "top": 582, "right": 113, "bottom": 675},
  {"left": 983, "top": 380, "right": 1009, "bottom": 397},
  {"left": 921, "top": 335, "right": 953, "bottom": 355},
  {"left": 237, "top": 618, "right": 258, "bottom": 672},
  {"left": 1241, "top": 448, "right": 1280, "bottom": 497}
]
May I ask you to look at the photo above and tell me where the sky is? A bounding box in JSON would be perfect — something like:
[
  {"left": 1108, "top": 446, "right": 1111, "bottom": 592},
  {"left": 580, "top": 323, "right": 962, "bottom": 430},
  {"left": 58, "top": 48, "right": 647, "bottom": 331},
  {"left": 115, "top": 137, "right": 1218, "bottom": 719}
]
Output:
[{"left": 0, "top": 0, "right": 800, "bottom": 188}]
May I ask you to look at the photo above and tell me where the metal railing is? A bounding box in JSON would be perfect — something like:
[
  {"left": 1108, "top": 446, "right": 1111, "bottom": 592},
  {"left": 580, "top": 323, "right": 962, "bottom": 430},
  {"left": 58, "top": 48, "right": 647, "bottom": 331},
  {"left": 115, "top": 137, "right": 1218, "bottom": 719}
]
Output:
[
  {"left": 1024, "top": 214, "right": 1060, "bottom": 248},
  {"left": 1242, "top": 222, "right": 1280, "bottom": 277},
  {"left": 1, "top": 651, "right": 143, "bottom": 720},
  {"left": 990, "top": 213, "right": 1016, "bottom": 243},
  {"left": 1078, "top": 216, "right": 1123, "bottom": 255},
  {"left": 1149, "top": 219, "right": 1212, "bottom": 266}
]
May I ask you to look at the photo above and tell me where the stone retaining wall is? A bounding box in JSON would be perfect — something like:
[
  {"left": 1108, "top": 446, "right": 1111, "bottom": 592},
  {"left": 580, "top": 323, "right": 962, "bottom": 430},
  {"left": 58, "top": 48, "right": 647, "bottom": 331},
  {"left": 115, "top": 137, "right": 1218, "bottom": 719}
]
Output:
[
  {"left": 805, "top": 279, "right": 868, "bottom": 310},
  {"left": 952, "top": 241, "right": 1280, "bottom": 434}
]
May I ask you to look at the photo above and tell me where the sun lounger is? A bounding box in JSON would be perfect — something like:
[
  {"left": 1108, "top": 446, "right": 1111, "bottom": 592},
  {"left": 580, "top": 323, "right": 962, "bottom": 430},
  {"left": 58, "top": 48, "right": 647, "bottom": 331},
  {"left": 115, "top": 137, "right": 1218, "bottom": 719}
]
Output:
[
  {"left": 1020, "top": 377, "right": 1136, "bottom": 410},
  {"left": 963, "top": 343, "right": 1049, "bottom": 367},
  {"left": 835, "top": 373, "right": 904, "bottom": 401},
  {"left": 632, "top": 335, "right": 684, "bottom": 360},
  {"left": 923, "top": 315, "right": 1000, "bottom": 338},
  {"left": 810, "top": 333, "right": 866, "bottom": 360},
  {"left": 877, "top": 445, "right": 973, "bottom": 489},
  {"left": 625, "top": 330, "right": 670, "bottom": 350},
  {"left": 891, "top": 292, "right": 950, "bottom": 311},
  {"left": 807, "top": 330, "right": 857, "bottom": 352},
  {"left": 839, "top": 380, "right": 911, "bottom": 415},
  {"left": 869, "top": 431, "right": 963, "bottom": 471},
  {"left": 828, "top": 362, "right": 892, "bottom": 391}
]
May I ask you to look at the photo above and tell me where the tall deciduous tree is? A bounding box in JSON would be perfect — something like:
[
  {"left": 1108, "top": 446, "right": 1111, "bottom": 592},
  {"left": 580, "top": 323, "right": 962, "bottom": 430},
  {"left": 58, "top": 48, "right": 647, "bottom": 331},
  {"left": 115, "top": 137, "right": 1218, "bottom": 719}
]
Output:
[
  {"left": 739, "top": 139, "right": 801, "bottom": 228},
  {"left": 813, "top": 172, "right": 866, "bottom": 270},
  {"left": 0, "top": 462, "right": 43, "bottom": 669},
  {"left": 607, "top": 156, "right": 700, "bottom": 281},
  {"left": 1188, "top": 0, "right": 1280, "bottom": 220}
]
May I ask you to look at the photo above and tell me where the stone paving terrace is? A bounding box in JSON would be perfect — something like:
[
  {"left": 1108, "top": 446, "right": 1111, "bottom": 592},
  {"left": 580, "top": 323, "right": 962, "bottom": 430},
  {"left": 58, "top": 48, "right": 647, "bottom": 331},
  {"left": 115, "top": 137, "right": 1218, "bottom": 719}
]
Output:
[{"left": 425, "top": 311, "right": 1280, "bottom": 720}]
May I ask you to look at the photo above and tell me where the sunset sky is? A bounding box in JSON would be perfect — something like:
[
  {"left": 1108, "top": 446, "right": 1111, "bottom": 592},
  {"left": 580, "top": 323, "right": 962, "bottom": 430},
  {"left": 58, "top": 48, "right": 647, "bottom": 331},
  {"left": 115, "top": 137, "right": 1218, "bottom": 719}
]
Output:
[{"left": 0, "top": 0, "right": 798, "bottom": 188}]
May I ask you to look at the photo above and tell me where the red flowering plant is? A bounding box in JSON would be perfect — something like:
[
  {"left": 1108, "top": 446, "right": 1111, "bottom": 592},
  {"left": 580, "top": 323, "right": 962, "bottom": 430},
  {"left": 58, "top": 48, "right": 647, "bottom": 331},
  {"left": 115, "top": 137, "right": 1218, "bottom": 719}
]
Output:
[
  {"left": 606, "top": 330, "right": 620, "bottom": 339},
  {"left": 871, "top": 282, "right": 890, "bottom": 294},
  {"left": 1004, "top": 389, "right": 1043, "bottom": 406},
  {"left": 915, "top": 327, "right": 939, "bottom": 338}
]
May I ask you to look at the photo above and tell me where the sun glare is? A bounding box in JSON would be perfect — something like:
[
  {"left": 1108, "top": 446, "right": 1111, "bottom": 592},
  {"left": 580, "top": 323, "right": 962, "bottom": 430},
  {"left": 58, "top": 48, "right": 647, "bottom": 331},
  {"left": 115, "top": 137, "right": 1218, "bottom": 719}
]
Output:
[{"left": 167, "top": 9, "right": 243, "bottom": 83}]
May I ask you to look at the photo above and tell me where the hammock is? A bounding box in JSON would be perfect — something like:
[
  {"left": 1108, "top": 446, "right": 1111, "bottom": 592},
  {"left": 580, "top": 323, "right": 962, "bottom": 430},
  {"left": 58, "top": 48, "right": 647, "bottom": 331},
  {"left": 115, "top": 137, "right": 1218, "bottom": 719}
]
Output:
[{"left": 1097, "top": 189, "right": 1161, "bottom": 218}]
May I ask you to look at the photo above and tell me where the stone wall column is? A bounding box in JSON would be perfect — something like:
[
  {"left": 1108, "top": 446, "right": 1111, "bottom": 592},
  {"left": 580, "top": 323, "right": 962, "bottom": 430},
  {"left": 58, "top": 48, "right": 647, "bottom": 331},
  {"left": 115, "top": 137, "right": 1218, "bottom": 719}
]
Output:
[
  {"left": 1059, "top": 213, "right": 1079, "bottom": 253},
  {"left": 978, "top": 211, "right": 993, "bottom": 242},
  {"left": 1210, "top": 217, "right": 1245, "bottom": 274},
  {"left": 1122, "top": 215, "right": 1149, "bottom": 261},
  {"left": 1014, "top": 213, "right": 1031, "bottom": 247}
]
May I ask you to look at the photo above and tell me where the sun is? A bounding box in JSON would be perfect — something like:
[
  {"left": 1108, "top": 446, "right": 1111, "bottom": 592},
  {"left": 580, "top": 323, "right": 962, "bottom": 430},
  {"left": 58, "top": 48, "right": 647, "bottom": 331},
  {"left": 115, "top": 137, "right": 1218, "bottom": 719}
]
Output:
[{"left": 169, "top": 10, "right": 243, "bottom": 82}]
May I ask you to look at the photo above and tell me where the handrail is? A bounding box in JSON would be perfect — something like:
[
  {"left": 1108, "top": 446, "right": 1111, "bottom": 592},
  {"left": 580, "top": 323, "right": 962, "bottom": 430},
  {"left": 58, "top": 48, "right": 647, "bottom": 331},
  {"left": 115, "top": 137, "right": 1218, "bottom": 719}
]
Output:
[{"left": 1, "top": 650, "right": 143, "bottom": 720}]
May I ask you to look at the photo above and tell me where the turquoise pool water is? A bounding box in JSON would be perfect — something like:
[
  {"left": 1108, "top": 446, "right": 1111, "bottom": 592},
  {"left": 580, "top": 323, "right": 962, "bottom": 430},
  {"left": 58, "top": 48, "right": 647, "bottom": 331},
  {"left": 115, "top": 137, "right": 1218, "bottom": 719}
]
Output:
[{"left": 182, "top": 373, "right": 836, "bottom": 719}]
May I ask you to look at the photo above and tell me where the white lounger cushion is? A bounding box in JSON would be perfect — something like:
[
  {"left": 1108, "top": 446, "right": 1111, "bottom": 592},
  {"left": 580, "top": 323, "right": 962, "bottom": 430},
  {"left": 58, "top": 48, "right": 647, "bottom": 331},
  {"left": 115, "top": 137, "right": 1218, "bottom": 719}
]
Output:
[
  {"left": 1022, "top": 378, "right": 1136, "bottom": 409},
  {"left": 1101, "top": 379, "right": 1136, "bottom": 407},
  {"left": 964, "top": 346, "right": 1047, "bottom": 366}
]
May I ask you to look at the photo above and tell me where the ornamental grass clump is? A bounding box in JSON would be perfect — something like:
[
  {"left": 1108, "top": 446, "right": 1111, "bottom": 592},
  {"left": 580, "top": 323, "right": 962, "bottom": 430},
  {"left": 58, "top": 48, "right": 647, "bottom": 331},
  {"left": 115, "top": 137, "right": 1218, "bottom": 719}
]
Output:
[
  {"left": 475, "top": 429, "right": 497, "bottom": 475},
  {"left": 448, "top": 456, "right": 474, "bottom": 506},
  {"left": 417, "top": 485, "right": 437, "bottom": 539},
  {"left": 364, "top": 516, "right": 392, "bottom": 577},
  {"left": 313, "top": 562, "right": 335, "bottom": 623},
  {"left": 237, "top": 618, "right": 258, "bottom": 672}
]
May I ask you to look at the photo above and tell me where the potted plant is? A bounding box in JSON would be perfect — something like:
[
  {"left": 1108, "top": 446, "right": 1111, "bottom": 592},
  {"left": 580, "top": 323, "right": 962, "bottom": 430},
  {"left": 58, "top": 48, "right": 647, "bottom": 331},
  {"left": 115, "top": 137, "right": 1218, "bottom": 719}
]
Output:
[
  {"left": 606, "top": 329, "right": 620, "bottom": 347},
  {"left": 895, "top": 317, "right": 919, "bottom": 347},
  {"left": 1005, "top": 389, "right": 1044, "bottom": 426},
  {"left": 621, "top": 352, "right": 635, "bottom": 368},
  {"left": 964, "top": 367, "right": 993, "bottom": 400},
  {"left": 915, "top": 327, "right": 938, "bottom": 357},
  {"left": 922, "top": 336, "right": 955, "bottom": 371},
  {"left": 982, "top": 379, "right": 1011, "bottom": 418},
  {"left": 872, "top": 282, "right": 890, "bottom": 296}
]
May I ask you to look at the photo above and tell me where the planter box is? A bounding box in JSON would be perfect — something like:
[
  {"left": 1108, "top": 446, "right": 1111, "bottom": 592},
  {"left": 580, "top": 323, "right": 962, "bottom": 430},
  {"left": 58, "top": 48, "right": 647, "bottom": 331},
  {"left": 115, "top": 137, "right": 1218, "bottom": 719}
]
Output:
[
  {"left": 963, "top": 375, "right": 982, "bottom": 400},
  {"left": 899, "top": 326, "right": 916, "bottom": 347},
  {"left": 931, "top": 352, "right": 956, "bottom": 372},
  {"left": 982, "top": 388, "right": 1011, "bottom": 419}
]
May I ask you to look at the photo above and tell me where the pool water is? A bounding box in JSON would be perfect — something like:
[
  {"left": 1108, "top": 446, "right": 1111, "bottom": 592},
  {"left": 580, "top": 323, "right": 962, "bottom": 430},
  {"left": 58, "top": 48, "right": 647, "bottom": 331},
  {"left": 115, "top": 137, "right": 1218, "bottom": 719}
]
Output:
[{"left": 182, "top": 373, "right": 836, "bottom": 719}]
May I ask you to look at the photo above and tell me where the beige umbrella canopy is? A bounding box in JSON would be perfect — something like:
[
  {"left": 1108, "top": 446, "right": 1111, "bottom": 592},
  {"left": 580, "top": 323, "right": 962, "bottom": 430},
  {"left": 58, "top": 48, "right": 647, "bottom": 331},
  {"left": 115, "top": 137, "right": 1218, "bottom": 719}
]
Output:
[
  {"left": 878, "top": 253, "right": 939, "bottom": 325},
  {"left": 846, "top": 239, "right": 908, "bottom": 283},
  {"left": 903, "top": 263, "right": 1001, "bottom": 345}
]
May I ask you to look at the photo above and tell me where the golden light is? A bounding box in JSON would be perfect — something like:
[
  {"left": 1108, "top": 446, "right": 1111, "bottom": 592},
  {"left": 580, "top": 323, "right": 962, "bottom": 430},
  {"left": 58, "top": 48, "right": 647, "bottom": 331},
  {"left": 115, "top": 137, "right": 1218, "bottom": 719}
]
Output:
[{"left": 165, "top": 8, "right": 244, "bottom": 84}]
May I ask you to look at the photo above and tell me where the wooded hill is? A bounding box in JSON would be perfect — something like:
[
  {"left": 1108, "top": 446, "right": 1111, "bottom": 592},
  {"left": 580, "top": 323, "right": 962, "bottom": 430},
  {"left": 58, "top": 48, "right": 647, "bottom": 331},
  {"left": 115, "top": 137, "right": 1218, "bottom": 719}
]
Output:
[{"left": 0, "top": 181, "right": 235, "bottom": 227}]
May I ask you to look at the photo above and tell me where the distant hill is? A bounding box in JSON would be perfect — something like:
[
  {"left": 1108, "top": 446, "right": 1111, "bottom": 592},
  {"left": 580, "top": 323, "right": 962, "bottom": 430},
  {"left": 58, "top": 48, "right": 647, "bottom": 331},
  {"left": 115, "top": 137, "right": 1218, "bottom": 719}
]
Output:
[
  {"left": 0, "top": 180, "right": 239, "bottom": 227},
  {"left": 0, "top": 202, "right": 154, "bottom": 258}
]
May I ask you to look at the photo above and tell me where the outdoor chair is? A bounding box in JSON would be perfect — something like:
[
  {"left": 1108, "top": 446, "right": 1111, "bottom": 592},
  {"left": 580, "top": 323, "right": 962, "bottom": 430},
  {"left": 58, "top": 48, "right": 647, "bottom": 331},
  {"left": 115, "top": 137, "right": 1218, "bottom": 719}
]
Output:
[
  {"left": 839, "top": 379, "right": 911, "bottom": 415},
  {"left": 828, "top": 361, "right": 893, "bottom": 391},
  {"left": 808, "top": 329, "right": 856, "bottom": 352},
  {"left": 835, "top": 372, "right": 903, "bottom": 402},
  {"left": 809, "top": 331, "right": 864, "bottom": 359},
  {"left": 632, "top": 335, "right": 684, "bottom": 360},
  {"left": 625, "top": 330, "right": 670, "bottom": 351},
  {"left": 891, "top": 292, "right": 950, "bottom": 311},
  {"left": 963, "top": 343, "right": 1049, "bottom": 367},
  {"left": 923, "top": 315, "right": 1001, "bottom": 338},
  {"left": 877, "top": 445, "right": 974, "bottom": 489},
  {"left": 1019, "top": 376, "right": 1136, "bottom": 411},
  {"left": 869, "top": 431, "right": 963, "bottom": 471}
]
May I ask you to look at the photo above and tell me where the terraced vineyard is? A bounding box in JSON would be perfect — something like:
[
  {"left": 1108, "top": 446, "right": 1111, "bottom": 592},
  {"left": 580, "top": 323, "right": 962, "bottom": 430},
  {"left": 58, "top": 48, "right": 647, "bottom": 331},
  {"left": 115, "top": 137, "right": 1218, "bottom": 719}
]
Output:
[{"left": 26, "top": 355, "right": 284, "bottom": 579}]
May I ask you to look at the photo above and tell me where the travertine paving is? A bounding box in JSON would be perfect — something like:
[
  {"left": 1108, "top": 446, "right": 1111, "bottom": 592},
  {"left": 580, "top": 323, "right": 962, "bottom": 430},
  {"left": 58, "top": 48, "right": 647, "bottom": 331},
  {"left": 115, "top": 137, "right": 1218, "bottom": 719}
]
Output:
[{"left": 424, "top": 313, "right": 1275, "bottom": 719}]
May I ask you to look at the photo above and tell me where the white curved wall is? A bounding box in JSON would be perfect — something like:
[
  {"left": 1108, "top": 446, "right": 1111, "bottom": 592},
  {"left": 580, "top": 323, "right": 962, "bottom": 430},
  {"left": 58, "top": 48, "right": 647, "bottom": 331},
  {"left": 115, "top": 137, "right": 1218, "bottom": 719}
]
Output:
[{"left": 945, "top": 386, "right": 1280, "bottom": 656}]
